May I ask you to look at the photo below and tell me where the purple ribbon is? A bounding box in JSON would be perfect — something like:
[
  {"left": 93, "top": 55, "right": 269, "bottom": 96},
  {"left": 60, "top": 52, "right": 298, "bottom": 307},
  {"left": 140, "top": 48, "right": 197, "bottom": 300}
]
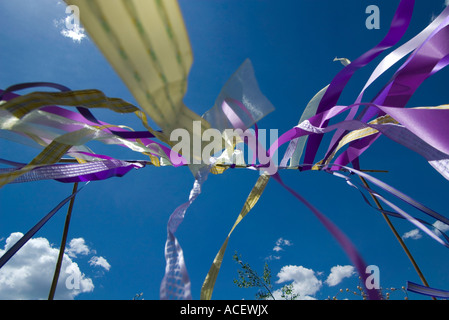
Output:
[
  {"left": 160, "top": 165, "right": 210, "bottom": 300},
  {"left": 0, "top": 182, "right": 86, "bottom": 270},
  {"left": 328, "top": 13, "right": 449, "bottom": 170},
  {"left": 272, "top": 172, "right": 381, "bottom": 300},
  {"left": 407, "top": 281, "right": 449, "bottom": 299},
  {"left": 303, "top": 0, "right": 415, "bottom": 170},
  {"left": 0, "top": 158, "right": 145, "bottom": 184},
  {"left": 222, "top": 87, "right": 382, "bottom": 300},
  {"left": 0, "top": 87, "right": 184, "bottom": 166},
  {"left": 329, "top": 167, "right": 449, "bottom": 248}
]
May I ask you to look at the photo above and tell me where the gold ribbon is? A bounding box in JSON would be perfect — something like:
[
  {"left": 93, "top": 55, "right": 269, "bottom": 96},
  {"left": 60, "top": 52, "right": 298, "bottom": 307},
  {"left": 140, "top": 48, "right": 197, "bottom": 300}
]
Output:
[
  {"left": 0, "top": 89, "right": 147, "bottom": 187},
  {"left": 65, "top": 0, "right": 212, "bottom": 161},
  {"left": 200, "top": 174, "right": 270, "bottom": 300}
]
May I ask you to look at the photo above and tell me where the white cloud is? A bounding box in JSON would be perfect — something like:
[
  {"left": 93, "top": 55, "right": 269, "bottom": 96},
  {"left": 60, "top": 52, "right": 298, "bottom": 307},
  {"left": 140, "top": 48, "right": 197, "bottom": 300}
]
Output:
[
  {"left": 60, "top": 25, "right": 86, "bottom": 43},
  {"left": 0, "top": 232, "right": 93, "bottom": 300},
  {"left": 53, "top": 17, "right": 86, "bottom": 43},
  {"left": 265, "top": 255, "right": 281, "bottom": 261},
  {"left": 267, "top": 264, "right": 358, "bottom": 299},
  {"left": 66, "top": 238, "right": 91, "bottom": 258},
  {"left": 402, "top": 229, "right": 422, "bottom": 240},
  {"left": 274, "top": 265, "right": 322, "bottom": 300},
  {"left": 89, "top": 256, "right": 111, "bottom": 271},
  {"left": 433, "top": 220, "right": 449, "bottom": 236},
  {"left": 325, "top": 265, "right": 355, "bottom": 287},
  {"left": 272, "top": 237, "right": 293, "bottom": 252}
]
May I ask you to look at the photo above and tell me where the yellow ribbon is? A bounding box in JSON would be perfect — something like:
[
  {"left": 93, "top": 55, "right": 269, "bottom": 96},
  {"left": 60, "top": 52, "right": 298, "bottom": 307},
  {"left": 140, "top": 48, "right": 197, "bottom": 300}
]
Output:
[
  {"left": 200, "top": 174, "right": 270, "bottom": 300},
  {"left": 1, "top": 89, "right": 137, "bottom": 119},
  {"left": 0, "top": 89, "right": 152, "bottom": 187},
  {"left": 65, "top": 0, "right": 211, "bottom": 153}
]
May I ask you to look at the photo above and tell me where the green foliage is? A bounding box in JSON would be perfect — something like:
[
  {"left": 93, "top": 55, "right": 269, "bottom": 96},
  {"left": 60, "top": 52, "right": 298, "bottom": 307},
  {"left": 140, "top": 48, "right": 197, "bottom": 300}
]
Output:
[
  {"left": 132, "top": 292, "right": 144, "bottom": 300},
  {"left": 280, "top": 283, "right": 300, "bottom": 300},
  {"left": 233, "top": 251, "right": 409, "bottom": 300},
  {"left": 232, "top": 251, "right": 299, "bottom": 300}
]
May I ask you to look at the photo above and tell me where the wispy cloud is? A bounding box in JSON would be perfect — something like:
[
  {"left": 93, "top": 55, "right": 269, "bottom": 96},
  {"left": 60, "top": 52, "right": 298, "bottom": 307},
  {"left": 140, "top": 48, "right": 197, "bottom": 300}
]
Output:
[
  {"left": 0, "top": 232, "right": 109, "bottom": 299},
  {"left": 265, "top": 237, "right": 293, "bottom": 261},
  {"left": 402, "top": 229, "right": 422, "bottom": 240},
  {"left": 273, "top": 237, "right": 293, "bottom": 252},
  {"left": 265, "top": 255, "right": 281, "bottom": 261},
  {"left": 401, "top": 221, "right": 449, "bottom": 242},
  {"left": 53, "top": 17, "right": 86, "bottom": 43}
]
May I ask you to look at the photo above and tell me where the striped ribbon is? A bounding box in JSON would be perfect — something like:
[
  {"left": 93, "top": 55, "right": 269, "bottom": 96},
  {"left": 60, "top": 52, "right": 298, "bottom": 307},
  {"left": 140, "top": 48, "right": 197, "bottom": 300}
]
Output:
[
  {"left": 0, "top": 182, "right": 87, "bottom": 269},
  {"left": 407, "top": 281, "right": 449, "bottom": 299},
  {"left": 0, "top": 86, "right": 178, "bottom": 186},
  {"left": 200, "top": 174, "right": 270, "bottom": 300},
  {"left": 329, "top": 169, "right": 449, "bottom": 248},
  {"left": 325, "top": 7, "right": 449, "bottom": 171},
  {"left": 160, "top": 164, "right": 210, "bottom": 300},
  {"left": 0, "top": 158, "right": 145, "bottom": 184},
  {"left": 302, "top": 0, "right": 415, "bottom": 170},
  {"left": 202, "top": 92, "right": 385, "bottom": 300}
]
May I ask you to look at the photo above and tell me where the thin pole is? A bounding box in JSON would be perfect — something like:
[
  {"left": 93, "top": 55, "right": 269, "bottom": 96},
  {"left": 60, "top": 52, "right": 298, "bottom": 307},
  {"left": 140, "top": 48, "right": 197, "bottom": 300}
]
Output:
[
  {"left": 359, "top": 176, "right": 436, "bottom": 300},
  {"left": 48, "top": 182, "right": 79, "bottom": 300}
]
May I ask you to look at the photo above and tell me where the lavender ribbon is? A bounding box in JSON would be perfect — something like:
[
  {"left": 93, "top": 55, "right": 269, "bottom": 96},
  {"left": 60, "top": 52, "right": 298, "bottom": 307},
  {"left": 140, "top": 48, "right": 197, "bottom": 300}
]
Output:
[
  {"left": 328, "top": 12, "right": 449, "bottom": 170},
  {"left": 160, "top": 165, "right": 210, "bottom": 300},
  {"left": 330, "top": 168, "right": 449, "bottom": 248},
  {"left": 0, "top": 182, "right": 86, "bottom": 270},
  {"left": 303, "top": 0, "right": 415, "bottom": 170},
  {"left": 221, "top": 88, "right": 382, "bottom": 299},
  {"left": 0, "top": 88, "right": 177, "bottom": 164},
  {"left": 407, "top": 281, "right": 449, "bottom": 299},
  {"left": 272, "top": 172, "right": 382, "bottom": 300},
  {"left": 0, "top": 158, "right": 145, "bottom": 184}
]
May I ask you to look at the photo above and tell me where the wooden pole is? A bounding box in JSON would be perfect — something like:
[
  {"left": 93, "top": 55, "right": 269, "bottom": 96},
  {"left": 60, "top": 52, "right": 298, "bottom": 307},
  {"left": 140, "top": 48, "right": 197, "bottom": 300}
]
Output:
[
  {"left": 359, "top": 176, "right": 436, "bottom": 300},
  {"left": 48, "top": 182, "right": 79, "bottom": 300}
]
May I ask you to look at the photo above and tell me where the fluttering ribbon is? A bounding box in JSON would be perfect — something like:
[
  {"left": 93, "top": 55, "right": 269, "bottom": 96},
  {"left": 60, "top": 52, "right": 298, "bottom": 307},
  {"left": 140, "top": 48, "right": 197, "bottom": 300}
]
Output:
[
  {"left": 201, "top": 84, "right": 385, "bottom": 300},
  {"left": 407, "top": 281, "right": 449, "bottom": 299},
  {"left": 0, "top": 182, "right": 87, "bottom": 269},
  {"left": 200, "top": 1, "right": 447, "bottom": 298},
  {"left": 0, "top": 88, "right": 174, "bottom": 162},
  {"left": 0, "top": 89, "right": 147, "bottom": 187},
  {"left": 302, "top": 0, "right": 415, "bottom": 170},
  {"left": 329, "top": 168, "right": 449, "bottom": 248},
  {"left": 268, "top": 103, "right": 449, "bottom": 181},
  {"left": 160, "top": 165, "right": 210, "bottom": 300},
  {"left": 0, "top": 158, "right": 145, "bottom": 183},
  {"left": 200, "top": 174, "right": 270, "bottom": 300},
  {"left": 271, "top": 171, "right": 383, "bottom": 300},
  {"left": 324, "top": 6, "right": 449, "bottom": 171}
]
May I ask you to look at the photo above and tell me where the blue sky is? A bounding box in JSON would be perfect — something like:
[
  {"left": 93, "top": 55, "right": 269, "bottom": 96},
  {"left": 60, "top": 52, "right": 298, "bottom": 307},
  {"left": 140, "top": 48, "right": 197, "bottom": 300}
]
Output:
[{"left": 1, "top": 0, "right": 449, "bottom": 300}]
